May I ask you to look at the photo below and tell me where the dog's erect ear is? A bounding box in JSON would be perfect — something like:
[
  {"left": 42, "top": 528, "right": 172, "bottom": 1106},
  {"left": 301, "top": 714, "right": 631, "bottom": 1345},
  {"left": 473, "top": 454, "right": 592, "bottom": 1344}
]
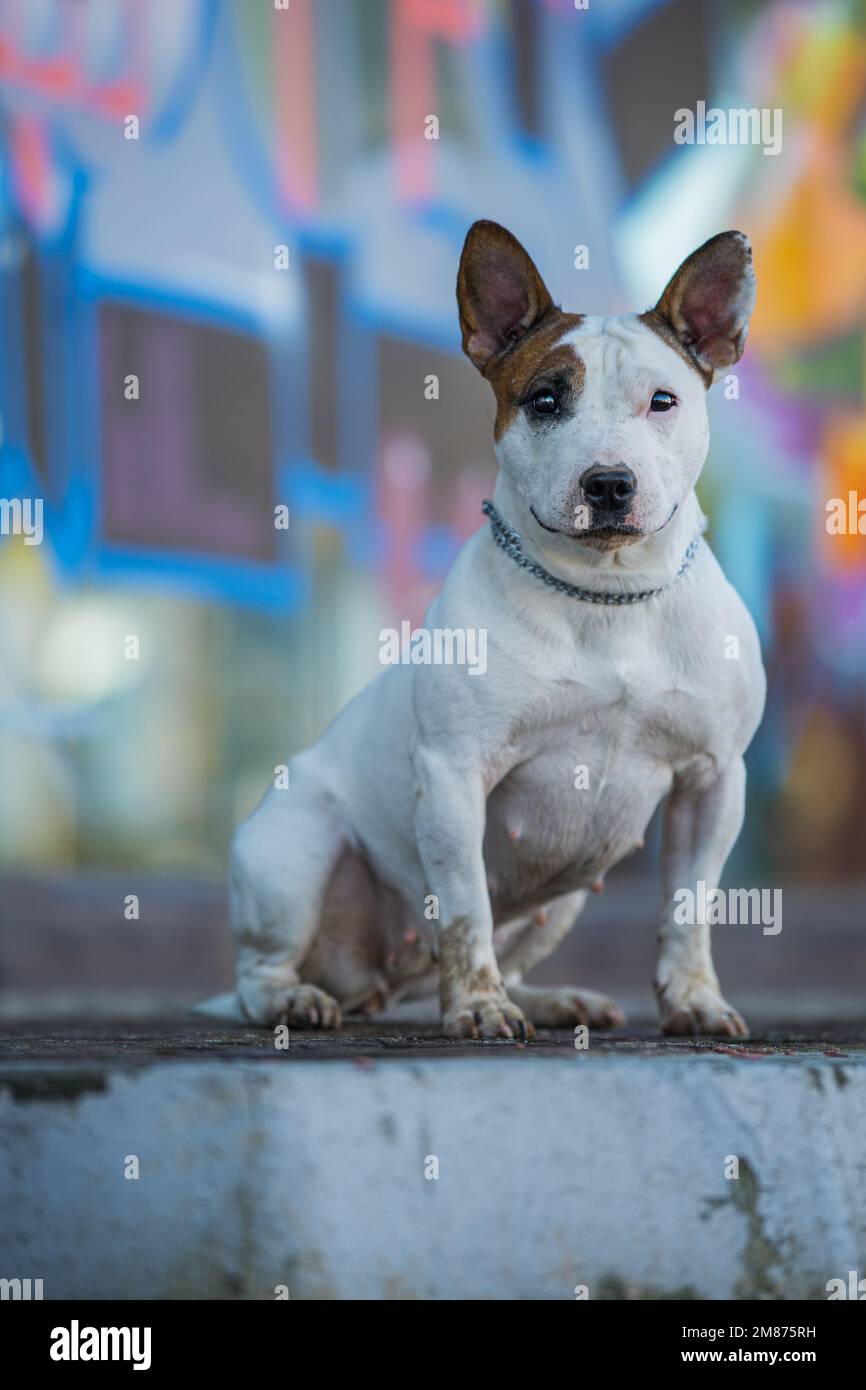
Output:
[
  {"left": 654, "top": 231, "right": 756, "bottom": 379},
  {"left": 457, "top": 220, "right": 554, "bottom": 373}
]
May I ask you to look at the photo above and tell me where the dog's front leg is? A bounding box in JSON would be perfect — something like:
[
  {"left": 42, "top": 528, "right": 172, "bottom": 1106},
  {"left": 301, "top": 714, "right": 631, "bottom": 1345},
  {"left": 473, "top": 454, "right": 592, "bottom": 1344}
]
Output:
[
  {"left": 413, "top": 747, "right": 532, "bottom": 1040},
  {"left": 654, "top": 758, "right": 749, "bottom": 1038}
]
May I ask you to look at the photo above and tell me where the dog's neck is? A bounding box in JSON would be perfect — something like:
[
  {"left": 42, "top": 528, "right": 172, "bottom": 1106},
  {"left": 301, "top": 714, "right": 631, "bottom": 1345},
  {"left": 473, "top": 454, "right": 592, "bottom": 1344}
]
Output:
[{"left": 489, "top": 479, "right": 706, "bottom": 595}]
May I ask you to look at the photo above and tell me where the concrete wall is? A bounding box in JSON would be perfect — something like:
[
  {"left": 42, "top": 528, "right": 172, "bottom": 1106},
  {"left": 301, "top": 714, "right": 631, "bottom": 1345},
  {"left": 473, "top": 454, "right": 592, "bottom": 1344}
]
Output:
[{"left": 2, "top": 1052, "right": 865, "bottom": 1299}]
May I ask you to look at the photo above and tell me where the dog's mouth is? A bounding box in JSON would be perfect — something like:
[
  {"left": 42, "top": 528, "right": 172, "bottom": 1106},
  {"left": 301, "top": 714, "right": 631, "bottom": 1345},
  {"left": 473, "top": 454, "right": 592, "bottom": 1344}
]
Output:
[
  {"left": 529, "top": 504, "right": 677, "bottom": 545},
  {"left": 579, "top": 526, "right": 643, "bottom": 553},
  {"left": 529, "top": 505, "right": 641, "bottom": 545}
]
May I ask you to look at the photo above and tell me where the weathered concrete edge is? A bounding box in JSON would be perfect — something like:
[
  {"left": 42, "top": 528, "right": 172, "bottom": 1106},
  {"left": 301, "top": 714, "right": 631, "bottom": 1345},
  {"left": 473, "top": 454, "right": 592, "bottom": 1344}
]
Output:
[{"left": 1, "top": 1057, "right": 864, "bottom": 1300}]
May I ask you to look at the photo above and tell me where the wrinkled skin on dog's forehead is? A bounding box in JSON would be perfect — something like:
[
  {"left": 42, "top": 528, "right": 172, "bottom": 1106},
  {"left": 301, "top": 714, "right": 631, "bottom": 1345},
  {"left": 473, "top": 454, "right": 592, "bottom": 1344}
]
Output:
[{"left": 457, "top": 220, "right": 756, "bottom": 545}]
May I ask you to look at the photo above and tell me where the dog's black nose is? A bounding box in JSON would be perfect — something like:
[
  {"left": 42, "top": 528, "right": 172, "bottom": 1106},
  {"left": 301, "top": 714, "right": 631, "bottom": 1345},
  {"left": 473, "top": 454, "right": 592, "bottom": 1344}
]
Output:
[{"left": 581, "top": 466, "right": 636, "bottom": 513}]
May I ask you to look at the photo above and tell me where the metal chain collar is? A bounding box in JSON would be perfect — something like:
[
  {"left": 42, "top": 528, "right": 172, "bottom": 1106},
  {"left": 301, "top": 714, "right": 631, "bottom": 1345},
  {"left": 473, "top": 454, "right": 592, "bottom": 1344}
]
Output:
[{"left": 482, "top": 500, "right": 703, "bottom": 606}]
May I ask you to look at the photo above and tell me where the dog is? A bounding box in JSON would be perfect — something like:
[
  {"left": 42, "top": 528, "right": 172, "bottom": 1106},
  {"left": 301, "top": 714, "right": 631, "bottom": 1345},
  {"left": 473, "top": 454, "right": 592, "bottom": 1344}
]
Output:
[{"left": 223, "top": 221, "right": 766, "bottom": 1040}]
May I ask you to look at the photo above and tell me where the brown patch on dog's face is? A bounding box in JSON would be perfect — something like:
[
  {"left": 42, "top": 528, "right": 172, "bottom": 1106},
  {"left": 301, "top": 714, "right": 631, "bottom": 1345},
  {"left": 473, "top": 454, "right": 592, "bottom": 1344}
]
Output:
[
  {"left": 456, "top": 220, "right": 586, "bottom": 442},
  {"left": 485, "top": 313, "right": 586, "bottom": 440}
]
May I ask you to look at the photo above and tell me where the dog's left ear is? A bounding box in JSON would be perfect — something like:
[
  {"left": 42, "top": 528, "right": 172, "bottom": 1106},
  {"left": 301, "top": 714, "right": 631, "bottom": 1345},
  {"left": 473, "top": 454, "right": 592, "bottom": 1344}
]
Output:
[{"left": 653, "top": 231, "right": 756, "bottom": 380}]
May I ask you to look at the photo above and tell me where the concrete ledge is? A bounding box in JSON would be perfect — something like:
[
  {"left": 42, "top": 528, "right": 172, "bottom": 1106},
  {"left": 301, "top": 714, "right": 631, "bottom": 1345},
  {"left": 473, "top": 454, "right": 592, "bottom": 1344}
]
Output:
[{"left": 1, "top": 1026, "right": 865, "bottom": 1299}]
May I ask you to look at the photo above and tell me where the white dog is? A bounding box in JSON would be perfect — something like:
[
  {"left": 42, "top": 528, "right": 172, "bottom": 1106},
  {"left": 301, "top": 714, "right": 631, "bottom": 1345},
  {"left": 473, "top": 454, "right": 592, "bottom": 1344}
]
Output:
[{"left": 224, "top": 221, "right": 765, "bottom": 1040}]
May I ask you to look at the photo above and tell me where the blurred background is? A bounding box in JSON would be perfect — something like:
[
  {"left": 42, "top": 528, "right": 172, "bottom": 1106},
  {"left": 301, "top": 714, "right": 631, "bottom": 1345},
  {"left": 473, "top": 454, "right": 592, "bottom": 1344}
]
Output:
[{"left": 0, "top": 0, "right": 864, "bottom": 1017}]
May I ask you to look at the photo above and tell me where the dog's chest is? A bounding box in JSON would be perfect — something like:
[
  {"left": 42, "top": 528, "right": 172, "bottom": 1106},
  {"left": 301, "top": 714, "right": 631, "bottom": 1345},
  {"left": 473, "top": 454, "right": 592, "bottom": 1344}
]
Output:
[{"left": 483, "top": 647, "right": 705, "bottom": 913}]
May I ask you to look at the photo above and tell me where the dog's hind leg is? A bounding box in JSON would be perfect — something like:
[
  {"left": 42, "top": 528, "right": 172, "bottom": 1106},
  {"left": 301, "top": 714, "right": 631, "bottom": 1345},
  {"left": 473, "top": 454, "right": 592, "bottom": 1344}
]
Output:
[
  {"left": 499, "top": 890, "right": 625, "bottom": 1029},
  {"left": 497, "top": 890, "right": 588, "bottom": 978},
  {"left": 230, "top": 787, "right": 346, "bottom": 1029}
]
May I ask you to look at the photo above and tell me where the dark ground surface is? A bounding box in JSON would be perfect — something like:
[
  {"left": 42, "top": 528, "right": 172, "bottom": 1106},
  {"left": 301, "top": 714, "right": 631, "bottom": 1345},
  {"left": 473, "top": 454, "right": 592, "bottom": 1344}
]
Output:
[{"left": 1, "top": 1017, "right": 864, "bottom": 1067}]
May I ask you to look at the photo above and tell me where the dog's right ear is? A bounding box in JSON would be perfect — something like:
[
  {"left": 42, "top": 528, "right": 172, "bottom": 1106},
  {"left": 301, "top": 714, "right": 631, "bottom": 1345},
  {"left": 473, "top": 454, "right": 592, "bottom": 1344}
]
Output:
[
  {"left": 457, "top": 221, "right": 554, "bottom": 374},
  {"left": 652, "top": 231, "right": 756, "bottom": 380}
]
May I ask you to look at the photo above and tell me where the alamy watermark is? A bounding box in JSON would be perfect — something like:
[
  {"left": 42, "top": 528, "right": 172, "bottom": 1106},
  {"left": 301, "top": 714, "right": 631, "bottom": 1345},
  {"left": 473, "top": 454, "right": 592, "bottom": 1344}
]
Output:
[
  {"left": 826, "top": 491, "right": 866, "bottom": 535},
  {"left": 0, "top": 497, "right": 43, "bottom": 545},
  {"left": 674, "top": 102, "right": 782, "bottom": 157},
  {"left": 826, "top": 1271, "right": 866, "bottom": 1299},
  {"left": 674, "top": 881, "right": 782, "bottom": 936},
  {"left": 0, "top": 1276, "right": 43, "bottom": 1299},
  {"left": 379, "top": 621, "right": 487, "bottom": 675},
  {"left": 50, "top": 1321, "right": 151, "bottom": 1370}
]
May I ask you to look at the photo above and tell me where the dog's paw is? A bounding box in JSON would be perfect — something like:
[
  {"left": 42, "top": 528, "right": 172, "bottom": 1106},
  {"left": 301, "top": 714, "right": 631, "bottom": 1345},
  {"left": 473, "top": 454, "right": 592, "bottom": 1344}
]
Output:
[
  {"left": 443, "top": 990, "right": 534, "bottom": 1041},
  {"left": 280, "top": 984, "right": 342, "bottom": 1030},
  {"left": 516, "top": 986, "right": 625, "bottom": 1029},
  {"left": 658, "top": 980, "right": 747, "bottom": 1038}
]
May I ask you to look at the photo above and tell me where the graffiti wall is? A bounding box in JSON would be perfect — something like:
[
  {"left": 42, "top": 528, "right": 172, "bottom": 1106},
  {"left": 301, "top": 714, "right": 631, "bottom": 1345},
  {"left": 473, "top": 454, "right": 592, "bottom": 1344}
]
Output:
[{"left": 0, "top": 0, "right": 864, "bottom": 877}]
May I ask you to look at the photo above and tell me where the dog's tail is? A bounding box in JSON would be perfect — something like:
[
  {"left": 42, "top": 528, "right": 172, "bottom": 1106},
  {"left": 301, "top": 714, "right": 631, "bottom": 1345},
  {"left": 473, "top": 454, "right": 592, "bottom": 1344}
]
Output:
[{"left": 192, "top": 991, "right": 246, "bottom": 1022}]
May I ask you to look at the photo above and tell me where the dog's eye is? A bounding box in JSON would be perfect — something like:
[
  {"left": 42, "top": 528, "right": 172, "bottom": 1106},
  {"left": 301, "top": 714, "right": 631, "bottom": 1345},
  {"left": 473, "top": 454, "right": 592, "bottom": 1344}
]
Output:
[
  {"left": 530, "top": 390, "right": 558, "bottom": 416},
  {"left": 650, "top": 390, "right": 676, "bottom": 412}
]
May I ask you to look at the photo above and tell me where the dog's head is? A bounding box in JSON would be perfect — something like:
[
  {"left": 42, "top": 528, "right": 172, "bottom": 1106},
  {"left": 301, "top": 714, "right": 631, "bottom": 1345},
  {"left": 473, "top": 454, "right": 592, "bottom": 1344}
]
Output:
[{"left": 457, "top": 221, "right": 755, "bottom": 551}]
